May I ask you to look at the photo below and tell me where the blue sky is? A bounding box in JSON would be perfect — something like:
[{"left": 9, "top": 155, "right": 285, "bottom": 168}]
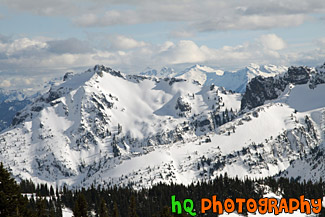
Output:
[{"left": 0, "top": 0, "right": 325, "bottom": 89}]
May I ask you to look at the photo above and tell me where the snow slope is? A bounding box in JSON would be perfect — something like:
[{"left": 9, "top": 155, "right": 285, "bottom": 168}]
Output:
[
  {"left": 140, "top": 66, "right": 176, "bottom": 78},
  {"left": 176, "top": 64, "right": 224, "bottom": 86},
  {"left": 79, "top": 102, "right": 318, "bottom": 189},
  {"left": 140, "top": 64, "right": 287, "bottom": 93},
  {"left": 272, "top": 83, "right": 325, "bottom": 182},
  {"left": 213, "top": 64, "right": 288, "bottom": 93},
  {"left": 0, "top": 65, "right": 241, "bottom": 187},
  {"left": 0, "top": 63, "right": 324, "bottom": 190}
]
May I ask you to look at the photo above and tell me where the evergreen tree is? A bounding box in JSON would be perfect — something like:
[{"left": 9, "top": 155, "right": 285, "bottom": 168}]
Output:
[
  {"left": 74, "top": 193, "right": 88, "bottom": 217},
  {"left": 55, "top": 197, "right": 63, "bottom": 217},
  {"left": 128, "top": 195, "right": 138, "bottom": 217},
  {"left": 12, "top": 170, "right": 325, "bottom": 217},
  {"left": 74, "top": 201, "right": 81, "bottom": 217},
  {"left": 50, "top": 186, "right": 55, "bottom": 196},
  {"left": 159, "top": 206, "right": 173, "bottom": 217},
  {"left": 0, "top": 162, "right": 32, "bottom": 217},
  {"left": 99, "top": 198, "right": 110, "bottom": 217},
  {"left": 36, "top": 198, "right": 47, "bottom": 217},
  {"left": 112, "top": 202, "right": 119, "bottom": 217}
]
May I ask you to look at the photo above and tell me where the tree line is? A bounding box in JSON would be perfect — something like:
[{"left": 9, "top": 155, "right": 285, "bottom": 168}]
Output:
[{"left": 1, "top": 163, "right": 325, "bottom": 217}]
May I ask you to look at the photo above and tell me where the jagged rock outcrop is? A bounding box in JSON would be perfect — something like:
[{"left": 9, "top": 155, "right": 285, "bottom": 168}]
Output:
[
  {"left": 283, "top": 66, "right": 311, "bottom": 84},
  {"left": 63, "top": 72, "right": 74, "bottom": 81},
  {"left": 241, "top": 64, "right": 324, "bottom": 110},
  {"left": 309, "top": 62, "right": 325, "bottom": 89},
  {"left": 176, "top": 97, "right": 191, "bottom": 112},
  {"left": 241, "top": 76, "right": 287, "bottom": 110}
]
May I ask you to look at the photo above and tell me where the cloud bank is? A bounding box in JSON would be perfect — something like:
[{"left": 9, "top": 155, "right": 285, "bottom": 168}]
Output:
[
  {"left": 1, "top": 0, "right": 325, "bottom": 89},
  {"left": 2, "top": 0, "right": 325, "bottom": 33},
  {"left": 0, "top": 33, "right": 325, "bottom": 89}
]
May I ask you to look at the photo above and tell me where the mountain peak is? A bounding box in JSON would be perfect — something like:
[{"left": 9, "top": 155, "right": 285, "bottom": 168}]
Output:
[
  {"left": 191, "top": 64, "right": 204, "bottom": 69},
  {"left": 87, "top": 64, "right": 125, "bottom": 79},
  {"left": 140, "top": 66, "right": 176, "bottom": 78},
  {"left": 241, "top": 63, "right": 287, "bottom": 78},
  {"left": 91, "top": 65, "right": 125, "bottom": 78},
  {"left": 316, "top": 62, "right": 325, "bottom": 73},
  {"left": 160, "top": 66, "right": 174, "bottom": 73},
  {"left": 247, "top": 63, "right": 260, "bottom": 69},
  {"left": 93, "top": 64, "right": 111, "bottom": 73},
  {"left": 185, "top": 64, "right": 216, "bottom": 72}
]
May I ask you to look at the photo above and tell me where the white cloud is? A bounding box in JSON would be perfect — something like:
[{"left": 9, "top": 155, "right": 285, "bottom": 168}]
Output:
[
  {"left": 0, "top": 38, "right": 47, "bottom": 56},
  {"left": 193, "top": 14, "right": 307, "bottom": 31},
  {"left": 0, "top": 77, "right": 36, "bottom": 88},
  {"left": 47, "top": 38, "right": 93, "bottom": 54},
  {"left": 152, "top": 34, "right": 289, "bottom": 67},
  {"left": 169, "top": 29, "right": 195, "bottom": 38},
  {"left": 109, "top": 35, "right": 147, "bottom": 50},
  {"left": 159, "top": 41, "right": 175, "bottom": 52},
  {"left": 314, "top": 38, "right": 325, "bottom": 48},
  {"left": 0, "top": 80, "right": 11, "bottom": 88},
  {"left": 157, "top": 40, "right": 205, "bottom": 64},
  {"left": 72, "top": 13, "right": 98, "bottom": 27},
  {"left": 259, "top": 34, "right": 287, "bottom": 50},
  {"left": 0, "top": 34, "right": 325, "bottom": 89},
  {"left": 1, "top": 0, "right": 79, "bottom": 16},
  {"left": 2, "top": 0, "right": 325, "bottom": 32},
  {"left": 74, "top": 10, "right": 140, "bottom": 27}
]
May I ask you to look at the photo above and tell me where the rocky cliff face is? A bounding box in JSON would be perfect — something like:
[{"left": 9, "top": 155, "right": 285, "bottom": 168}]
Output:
[
  {"left": 241, "top": 64, "right": 325, "bottom": 110},
  {"left": 240, "top": 76, "right": 287, "bottom": 110}
]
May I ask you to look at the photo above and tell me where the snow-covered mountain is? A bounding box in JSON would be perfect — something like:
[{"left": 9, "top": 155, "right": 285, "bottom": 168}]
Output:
[
  {"left": 0, "top": 89, "right": 31, "bottom": 132},
  {"left": 0, "top": 63, "right": 324, "bottom": 189},
  {"left": 0, "top": 65, "right": 240, "bottom": 187},
  {"left": 214, "top": 64, "right": 288, "bottom": 93},
  {"left": 140, "top": 66, "right": 176, "bottom": 78},
  {"left": 175, "top": 64, "right": 224, "bottom": 86},
  {"left": 0, "top": 80, "right": 57, "bottom": 133},
  {"left": 140, "top": 64, "right": 287, "bottom": 93}
]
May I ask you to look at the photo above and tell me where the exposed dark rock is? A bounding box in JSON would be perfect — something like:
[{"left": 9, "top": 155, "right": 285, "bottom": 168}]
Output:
[
  {"left": 94, "top": 65, "right": 125, "bottom": 78},
  {"left": 11, "top": 113, "right": 29, "bottom": 126},
  {"left": 241, "top": 76, "right": 287, "bottom": 110},
  {"left": 63, "top": 72, "right": 74, "bottom": 81},
  {"left": 283, "top": 66, "right": 311, "bottom": 85},
  {"left": 175, "top": 97, "right": 191, "bottom": 112},
  {"left": 309, "top": 62, "right": 325, "bottom": 89},
  {"left": 46, "top": 88, "right": 64, "bottom": 103},
  {"left": 241, "top": 65, "right": 317, "bottom": 110},
  {"left": 31, "top": 106, "right": 43, "bottom": 112},
  {"left": 101, "top": 96, "right": 114, "bottom": 109},
  {"left": 199, "top": 119, "right": 210, "bottom": 127},
  {"left": 168, "top": 77, "right": 185, "bottom": 85}
]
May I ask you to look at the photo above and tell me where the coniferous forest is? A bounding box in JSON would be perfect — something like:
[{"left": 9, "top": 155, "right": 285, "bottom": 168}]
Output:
[{"left": 1, "top": 163, "right": 325, "bottom": 217}]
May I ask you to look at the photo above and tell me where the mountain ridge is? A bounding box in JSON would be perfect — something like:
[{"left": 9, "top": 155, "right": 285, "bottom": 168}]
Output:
[
  {"left": 139, "top": 63, "right": 288, "bottom": 93},
  {"left": 0, "top": 62, "right": 324, "bottom": 189}
]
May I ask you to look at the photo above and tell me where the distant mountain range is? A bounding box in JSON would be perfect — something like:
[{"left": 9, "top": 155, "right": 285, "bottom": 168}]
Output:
[
  {"left": 0, "top": 64, "right": 286, "bottom": 133},
  {"left": 140, "top": 63, "right": 288, "bottom": 93},
  {"left": 0, "top": 62, "right": 325, "bottom": 190},
  {"left": 0, "top": 89, "right": 31, "bottom": 132},
  {"left": 0, "top": 77, "right": 63, "bottom": 132}
]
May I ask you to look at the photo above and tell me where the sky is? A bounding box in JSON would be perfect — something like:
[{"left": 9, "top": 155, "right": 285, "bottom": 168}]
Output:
[{"left": 0, "top": 0, "right": 325, "bottom": 89}]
